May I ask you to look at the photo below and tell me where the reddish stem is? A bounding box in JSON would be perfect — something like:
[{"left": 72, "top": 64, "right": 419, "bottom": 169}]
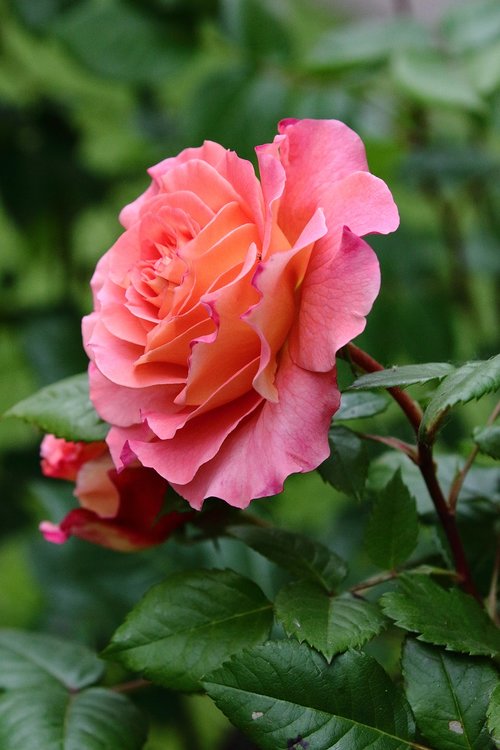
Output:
[{"left": 345, "top": 343, "right": 481, "bottom": 602}]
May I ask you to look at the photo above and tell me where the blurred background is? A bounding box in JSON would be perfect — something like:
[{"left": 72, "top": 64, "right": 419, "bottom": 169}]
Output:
[{"left": 0, "top": 0, "right": 499, "bottom": 747}]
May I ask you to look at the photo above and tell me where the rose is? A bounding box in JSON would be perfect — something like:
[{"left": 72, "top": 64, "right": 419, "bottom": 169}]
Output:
[
  {"left": 83, "top": 118, "right": 398, "bottom": 508},
  {"left": 39, "top": 435, "right": 190, "bottom": 551}
]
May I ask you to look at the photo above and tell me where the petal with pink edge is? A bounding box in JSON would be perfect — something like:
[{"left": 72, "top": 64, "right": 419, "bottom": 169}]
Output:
[{"left": 171, "top": 346, "right": 340, "bottom": 509}]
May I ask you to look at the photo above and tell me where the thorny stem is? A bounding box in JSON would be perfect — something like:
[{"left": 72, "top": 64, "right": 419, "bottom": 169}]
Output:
[
  {"left": 448, "top": 400, "right": 500, "bottom": 512},
  {"left": 345, "top": 343, "right": 482, "bottom": 602},
  {"left": 359, "top": 433, "right": 419, "bottom": 463}
]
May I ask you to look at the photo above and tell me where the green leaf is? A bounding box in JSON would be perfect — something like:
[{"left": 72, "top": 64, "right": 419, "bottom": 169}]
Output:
[
  {"left": 0, "top": 629, "right": 104, "bottom": 690},
  {"left": 4, "top": 373, "right": 108, "bottom": 442},
  {"left": 104, "top": 569, "right": 273, "bottom": 692},
  {"left": 203, "top": 641, "right": 415, "bottom": 750},
  {"left": 365, "top": 470, "right": 419, "bottom": 570},
  {"left": 335, "top": 391, "right": 390, "bottom": 421},
  {"left": 54, "top": 2, "right": 188, "bottom": 84},
  {"left": 441, "top": 0, "right": 500, "bottom": 52},
  {"left": 228, "top": 525, "right": 347, "bottom": 592},
  {"left": 0, "top": 686, "right": 147, "bottom": 750},
  {"left": 349, "top": 362, "right": 455, "bottom": 391},
  {"left": 319, "top": 426, "right": 369, "bottom": 500},
  {"left": 275, "top": 582, "right": 387, "bottom": 661},
  {"left": 420, "top": 356, "right": 500, "bottom": 441},
  {"left": 392, "top": 50, "right": 484, "bottom": 112},
  {"left": 473, "top": 425, "right": 500, "bottom": 459},
  {"left": 403, "top": 639, "right": 499, "bottom": 750},
  {"left": 381, "top": 575, "right": 500, "bottom": 656},
  {"left": 487, "top": 684, "right": 500, "bottom": 748},
  {"left": 306, "top": 17, "right": 431, "bottom": 71}
]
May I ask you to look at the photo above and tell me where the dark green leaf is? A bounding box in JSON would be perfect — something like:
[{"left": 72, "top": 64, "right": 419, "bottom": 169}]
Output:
[
  {"left": 306, "top": 17, "right": 430, "bottom": 71},
  {"left": 0, "top": 629, "right": 104, "bottom": 691},
  {"left": 228, "top": 525, "right": 347, "bottom": 592},
  {"left": 487, "top": 684, "right": 500, "bottom": 748},
  {"left": 473, "top": 425, "right": 500, "bottom": 459},
  {"left": 0, "top": 687, "right": 147, "bottom": 750},
  {"left": 420, "top": 356, "right": 500, "bottom": 441},
  {"left": 104, "top": 569, "right": 273, "bottom": 692},
  {"left": 319, "top": 426, "right": 369, "bottom": 500},
  {"left": 335, "top": 391, "right": 390, "bottom": 421},
  {"left": 392, "top": 51, "right": 484, "bottom": 111},
  {"left": 203, "top": 641, "right": 415, "bottom": 750},
  {"left": 403, "top": 639, "right": 499, "bottom": 750},
  {"left": 275, "top": 582, "right": 387, "bottom": 661},
  {"left": 381, "top": 575, "right": 500, "bottom": 656},
  {"left": 365, "top": 470, "right": 419, "bottom": 569},
  {"left": 349, "top": 362, "right": 455, "bottom": 391},
  {"left": 4, "top": 373, "right": 108, "bottom": 442}
]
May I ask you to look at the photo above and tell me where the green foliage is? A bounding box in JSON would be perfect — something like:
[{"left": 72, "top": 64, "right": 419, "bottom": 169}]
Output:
[
  {"left": 203, "top": 641, "right": 415, "bottom": 750},
  {"left": 4, "top": 373, "right": 108, "bottom": 442},
  {"left": 420, "top": 356, "right": 500, "bottom": 441},
  {"left": 0, "top": 629, "right": 146, "bottom": 750},
  {"left": 488, "top": 684, "right": 500, "bottom": 748},
  {"left": 275, "top": 583, "right": 387, "bottom": 661},
  {"left": 104, "top": 569, "right": 273, "bottom": 692},
  {"left": 319, "top": 425, "right": 369, "bottom": 500},
  {"left": 228, "top": 525, "right": 347, "bottom": 592},
  {"left": 0, "top": 629, "right": 104, "bottom": 690},
  {"left": 349, "top": 363, "right": 455, "bottom": 391},
  {"left": 473, "top": 425, "right": 500, "bottom": 459},
  {"left": 335, "top": 391, "right": 390, "bottom": 421},
  {"left": 364, "top": 470, "right": 419, "bottom": 570},
  {"left": 381, "top": 575, "right": 500, "bottom": 657},
  {"left": 0, "top": 687, "right": 148, "bottom": 750},
  {"left": 402, "top": 639, "right": 499, "bottom": 750}
]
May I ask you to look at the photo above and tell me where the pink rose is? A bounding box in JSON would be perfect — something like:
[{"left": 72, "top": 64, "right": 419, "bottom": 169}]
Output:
[
  {"left": 40, "top": 436, "right": 189, "bottom": 551},
  {"left": 83, "top": 119, "right": 398, "bottom": 508}
]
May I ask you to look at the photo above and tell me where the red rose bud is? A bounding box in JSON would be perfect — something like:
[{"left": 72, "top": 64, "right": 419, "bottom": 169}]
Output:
[{"left": 39, "top": 436, "right": 191, "bottom": 551}]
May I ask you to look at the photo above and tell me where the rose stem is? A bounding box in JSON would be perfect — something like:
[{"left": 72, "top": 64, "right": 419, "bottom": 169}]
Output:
[{"left": 345, "top": 343, "right": 481, "bottom": 602}]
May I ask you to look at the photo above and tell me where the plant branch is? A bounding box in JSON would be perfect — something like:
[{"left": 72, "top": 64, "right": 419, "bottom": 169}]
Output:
[
  {"left": 345, "top": 343, "right": 481, "bottom": 602},
  {"left": 448, "top": 399, "right": 500, "bottom": 511},
  {"left": 111, "top": 678, "right": 152, "bottom": 694},
  {"left": 359, "top": 433, "right": 419, "bottom": 463},
  {"left": 487, "top": 541, "right": 500, "bottom": 625},
  {"left": 346, "top": 344, "right": 423, "bottom": 434}
]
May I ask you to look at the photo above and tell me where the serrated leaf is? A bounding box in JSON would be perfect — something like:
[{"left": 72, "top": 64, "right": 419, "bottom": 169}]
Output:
[
  {"left": 335, "top": 391, "right": 390, "bottom": 421},
  {"left": 392, "top": 51, "right": 484, "bottom": 112},
  {"left": 203, "top": 641, "right": 415, "bottom": 750},
  {"left": 319, "top": 425, "right": 369, "bottom": 500},
  {"left": 228, "top": 526, "right": 347, "bottom": 592},
  {"left": 381, "top": 575, "right": 500, "bottom": 656},
  {"left": 4, "top": 373, "right": 108, "bottom": 442},
  {"left": 349, "top": 362, "right": 455, "bottom": 391},
  {"left": 104, "top": 569, "right": 273, "bottom": 692},
  {"left": 0, "top": 686, "right": 147, "bottom": 750},
  {"left": 403, "top": 639, "right": 498, "bottom": 750},
  {"left": 420, "top": 356, "right": 500, "bottom": 441},
  {"left": 474, "top": 425, "right": 500, "bottom": 459},
  {"left": 0, "top": 629, "right": 104, "bottom": 690},
  {"left": 487, "top": 684, "right": 500, "bottom": 748},
  {"left": 365, "top": 470, "right": 419, "bottom": 570},
  {"left": 275, "top": 582, "right": 386, "bottom": 661}
]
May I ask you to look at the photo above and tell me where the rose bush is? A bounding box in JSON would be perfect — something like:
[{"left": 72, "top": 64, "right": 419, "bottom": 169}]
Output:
[
  {"left": 83, "top": 118, "right": 399, "bottom": 508},
  {"left": 39, "top": 435, "right": 189, "bottom": 551}
]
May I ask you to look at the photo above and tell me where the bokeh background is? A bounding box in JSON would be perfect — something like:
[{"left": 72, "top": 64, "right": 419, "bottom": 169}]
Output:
[{"left": 1, "top": 0, "right": 499, "bottom": 747}]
